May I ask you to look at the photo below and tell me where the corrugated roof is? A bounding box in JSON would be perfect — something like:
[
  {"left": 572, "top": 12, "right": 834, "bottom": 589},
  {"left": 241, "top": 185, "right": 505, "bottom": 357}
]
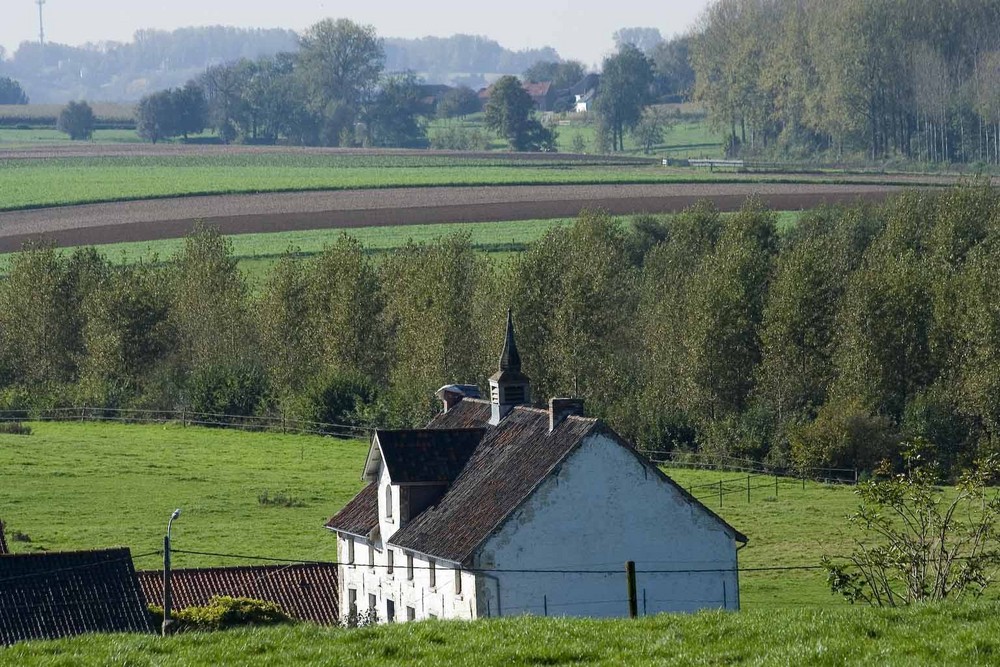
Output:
[
  {"left": 387, "top": 399, "right": 598, "bottom": 563},
  {"left": 325, "top": 483, "right": 378, "bottom": 538},
  {"left": 137, "top": 564, "right": 339, "bottom": 625},
  {"left": 376, "top": 429, "right": 485, "bottom": 484},
  {"left": 0, "top": 548, "right": 154, "bottom": 646}
]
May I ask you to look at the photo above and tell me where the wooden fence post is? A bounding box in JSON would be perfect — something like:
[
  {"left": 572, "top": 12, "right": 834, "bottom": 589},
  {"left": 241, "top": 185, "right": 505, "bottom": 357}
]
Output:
[
  {"left": 719, "top": 480, "right": 723, "bottom": 507},
  {"left": 626, "top": 561, "right": 637, "bottom": 619}
]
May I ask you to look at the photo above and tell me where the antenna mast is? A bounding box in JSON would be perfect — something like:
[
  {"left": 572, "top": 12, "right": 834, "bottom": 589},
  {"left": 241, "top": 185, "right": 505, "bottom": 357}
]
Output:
[{"left": 36, "top": 0, "right": 46, "bottom": 47}]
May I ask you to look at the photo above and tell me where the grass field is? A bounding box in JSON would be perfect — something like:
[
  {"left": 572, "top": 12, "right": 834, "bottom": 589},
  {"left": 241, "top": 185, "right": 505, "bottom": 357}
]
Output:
[
  {"left": 1, "top": 153, "right": 762, "bottom": 212},
  {"left": 3, "top": 421, "right": 851, "bottom": 609},
  {"left": 3, "top": 603, "right": 1000, "bottom": 665},
  {"left": 0, "top": 422, "right": 367, "bottom": 569},
  {"left": 0, "top": 129, "right": 143, "bottom": 145}
]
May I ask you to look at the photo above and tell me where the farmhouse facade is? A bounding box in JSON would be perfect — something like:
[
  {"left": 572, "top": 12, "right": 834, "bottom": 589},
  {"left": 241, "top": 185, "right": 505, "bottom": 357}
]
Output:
[{"left": 326, "top": 312, "right": 747, "bottom": 622}]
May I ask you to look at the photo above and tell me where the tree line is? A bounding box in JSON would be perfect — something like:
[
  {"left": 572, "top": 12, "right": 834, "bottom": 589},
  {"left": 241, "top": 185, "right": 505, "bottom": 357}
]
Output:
[
  {"left": 692, "top": 0, "right": 1000, "bottom": 163},
  {"left": 3, "top": 186, "right": 999, "bottom": 476}
]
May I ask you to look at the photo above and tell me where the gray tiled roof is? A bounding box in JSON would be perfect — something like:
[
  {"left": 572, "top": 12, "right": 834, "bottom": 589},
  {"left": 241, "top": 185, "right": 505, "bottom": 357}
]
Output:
[
  {"left": 376, "top": 429, "right": 485, "bottom": 484},
  {"left": 0, "top": 548, "right": 153, "bottom": 646},
  {"left": 387, "top": 399, "right": 598, "bottom": 563}
]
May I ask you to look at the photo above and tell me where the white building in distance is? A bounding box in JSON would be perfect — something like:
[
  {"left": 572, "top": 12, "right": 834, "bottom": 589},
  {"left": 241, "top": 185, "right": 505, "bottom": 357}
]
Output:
[{"left": 325, "top": 311, "right": 747, "bottom": 622}]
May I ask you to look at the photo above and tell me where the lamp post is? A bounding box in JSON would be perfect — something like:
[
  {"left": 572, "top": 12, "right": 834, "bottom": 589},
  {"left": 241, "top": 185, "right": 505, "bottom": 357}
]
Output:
[{"left": 162, "top": 508, "right": 181, "bottom": 636}]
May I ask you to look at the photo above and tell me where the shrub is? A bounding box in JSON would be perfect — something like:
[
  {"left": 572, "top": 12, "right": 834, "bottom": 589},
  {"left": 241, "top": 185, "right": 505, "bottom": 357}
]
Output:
[
  {"left": 57, "top": 100, "right": 96, "bottom": 140},
  {"left": 257, "top": 490, "right": 305, "bottom": 508},
  {"left": 286, "top": 371, "right": 378, "bottom": 430},
  {"left": 0, "top": 422, "right": 32, "bottom": 435},
  {"left": 185, "top": 364, "right": 269, "bottom": 419},
  {"left": 149, "top": 597, "right": 293, "bottom": 632}
]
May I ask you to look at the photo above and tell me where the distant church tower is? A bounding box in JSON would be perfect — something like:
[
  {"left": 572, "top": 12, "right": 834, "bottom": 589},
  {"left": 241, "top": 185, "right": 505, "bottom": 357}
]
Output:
[{"left": 489, "top": 310, "right": 531, "bottom": 425}]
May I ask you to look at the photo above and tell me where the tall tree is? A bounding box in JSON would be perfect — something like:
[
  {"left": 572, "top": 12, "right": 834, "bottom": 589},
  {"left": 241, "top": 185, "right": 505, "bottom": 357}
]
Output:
[
  {"left": 594, "top": 45, "right": 654, "bottom": 151},
  {"left": 484, "top": 76, "right": 555, "bottom": 151},
  {"left": 57, "top": 100, "right": 95, "bottom": 140},
  {"left": 297, "top": 18, "right": 385, "bottom": 146},
  {"left": 0, "top": 77, "right": 28, "bottom": 104}
]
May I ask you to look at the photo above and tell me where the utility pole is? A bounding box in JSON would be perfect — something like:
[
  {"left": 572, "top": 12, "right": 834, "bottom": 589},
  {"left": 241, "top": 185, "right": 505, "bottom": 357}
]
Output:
[
  {"left": 163, "top": 509, "right": 181, "bottom": 636},
  {"left": 36, "top": 0, "right": 46, "bottom": 48}
]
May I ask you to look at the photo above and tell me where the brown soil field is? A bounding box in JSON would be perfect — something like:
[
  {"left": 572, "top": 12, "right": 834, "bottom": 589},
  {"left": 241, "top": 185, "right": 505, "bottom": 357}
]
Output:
[{"left": 0, "top": 183, "right": 908, "bottom": 252}]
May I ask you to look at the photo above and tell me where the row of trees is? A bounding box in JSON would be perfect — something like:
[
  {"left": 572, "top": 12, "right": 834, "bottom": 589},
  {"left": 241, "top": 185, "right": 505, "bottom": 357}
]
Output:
[
  {"left": 692, "top": 0, "right": 1000, "bottom": 162},
  {"left": 2, "top": 186, "right": 1000, "bottom": 476},
  {"left": 136, "top": 19, "right": 428, "bottom": 147}
]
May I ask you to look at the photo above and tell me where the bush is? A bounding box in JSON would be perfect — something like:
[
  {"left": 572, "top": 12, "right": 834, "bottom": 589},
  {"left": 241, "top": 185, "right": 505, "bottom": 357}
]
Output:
[
  {"left": 286, "top": 371, "right": 378, "bottom": 430},
  {"left": 57, "top": 100, "right": 96, "bottom": 140},
  {"left": 149, "top": 596, "right": 293, "bottom": 632},
  {"left": 0, "top": 422, "right": 32, "bottom": 435},
  {"left": 185, "top": 364, "right": 269, "bottom": 418},
  {"left": 790, "top": 398, "right": 899, "bottom": 473}
]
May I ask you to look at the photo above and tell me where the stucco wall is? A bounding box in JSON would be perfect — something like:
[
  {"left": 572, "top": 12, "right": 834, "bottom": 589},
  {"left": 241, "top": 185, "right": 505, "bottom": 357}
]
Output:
[
  {"left": 472, "top": 433, "right": 740, "bottom": 617},
  {"left": 338, "top": 535, "right": 478, "bottom": 623}
]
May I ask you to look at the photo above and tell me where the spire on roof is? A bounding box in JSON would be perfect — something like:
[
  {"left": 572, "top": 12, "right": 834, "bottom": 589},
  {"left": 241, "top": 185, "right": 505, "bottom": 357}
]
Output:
[{"left": 498, "top": 308, "right": 522, "bottom": 372}]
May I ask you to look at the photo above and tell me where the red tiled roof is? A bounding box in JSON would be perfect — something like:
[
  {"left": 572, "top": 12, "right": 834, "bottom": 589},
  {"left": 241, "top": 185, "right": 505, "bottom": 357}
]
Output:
[
  {"left": 0, "top": 548, "right": 154, "bottom": 646},
  {"left": 522, "top": 81, "right": 552, "bottom": 100},
  {"left": 137, "top": 564, "right": 339, "bottom": 626}
]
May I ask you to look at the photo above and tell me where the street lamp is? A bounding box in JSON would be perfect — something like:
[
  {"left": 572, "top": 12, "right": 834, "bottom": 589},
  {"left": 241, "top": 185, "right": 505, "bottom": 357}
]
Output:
[{"left": 163, "top": 508, "right": 181, "bottom": 636}]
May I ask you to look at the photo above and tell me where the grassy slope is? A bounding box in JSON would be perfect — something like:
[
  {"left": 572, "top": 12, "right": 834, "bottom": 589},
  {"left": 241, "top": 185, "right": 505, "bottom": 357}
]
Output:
[
  {"left": 4, "top": 604, "right": 1000, "bottom": 666},
  {"left": 0, "top": 422, "right": 367, "bottom": 568},
  {"left": 4, "top": 420, "right": 840, "bottom": 608}
]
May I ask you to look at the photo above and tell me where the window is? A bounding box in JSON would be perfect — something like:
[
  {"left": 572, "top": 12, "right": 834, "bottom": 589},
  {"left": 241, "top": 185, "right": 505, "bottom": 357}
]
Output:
[
  {"left": 406, "top": 553, "right": 414, "bottom": 581},
  {"left": 454, "top": 568, "right": 462, "bottom": 595},
  {"left": 429, "top": 560, "right": 436, "bottom": 588},
  {"left": 347, "top": 540, "right": 355, "bottom": 565},
  {"left": 386, "top": 599, "right": 395, "bottom": 623},
  {"left": 429, "top": 613, "right": 438, "bottom": 620},
  {"left": 348, "top": 588, "right": 357, "bottom": 617},
  {"left": 385, "top": 485, "right": 393, "bottom": 519},
  {"left": 387, "top": 549, "right": 394, "bottom": 575},
  {"left": 406, "top": 606, "right": 416, "bottom": 621},
  {"left": 368, "top": 593, "right": 377, "bottom": 611},
  {"left": 368, "top": 544, "right": 375, "bottom": 568}
]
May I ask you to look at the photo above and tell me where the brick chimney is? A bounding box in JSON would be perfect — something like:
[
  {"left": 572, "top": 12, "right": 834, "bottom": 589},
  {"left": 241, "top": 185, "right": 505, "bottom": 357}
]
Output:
[
  {"left": 549, "top": 398, "right": 585, "bottom": 432},
  {"left": 435, "top": 385, "right": 481, "bottom": 413}
]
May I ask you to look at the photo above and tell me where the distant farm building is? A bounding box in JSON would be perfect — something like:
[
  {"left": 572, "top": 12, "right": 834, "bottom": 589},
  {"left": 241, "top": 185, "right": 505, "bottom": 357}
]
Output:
[{"left": 326, "top": 311, "right": 747, "bottom": 623}]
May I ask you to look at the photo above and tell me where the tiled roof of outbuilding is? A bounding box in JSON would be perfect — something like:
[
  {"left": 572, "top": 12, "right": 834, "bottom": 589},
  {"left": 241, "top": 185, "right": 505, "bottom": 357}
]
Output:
[
  {"left": 137, "top": 564, "right": 339, "bottom": 625},
  {"left": 0, "top": 548, "right": 153, "bottom": 646},
  {"left": 376, "top": 429, "right": 485, "bottom": 484},
  {"left": 387, "top": 399, "right": 599, "bottom": 563}
]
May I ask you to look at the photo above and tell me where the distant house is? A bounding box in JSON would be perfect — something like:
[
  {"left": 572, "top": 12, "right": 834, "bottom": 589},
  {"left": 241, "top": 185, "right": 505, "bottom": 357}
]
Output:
[
  {"left": 415, "top": 84, "right": 454, "bottom": 113},
  {"left": 0, "top": 548, "right": 153, "bottom": 645},
  {"left": 137, "top": 564, "right": 339, "bottom": 625},
  {"left": 478, "top": 81, "right": 558, "bottom": 112},
  {"left": 571, "top": 74, "right": 600, "bottom": 113},
  {"left": 326, "top": 311, "right": 747, "bottom": 623}
]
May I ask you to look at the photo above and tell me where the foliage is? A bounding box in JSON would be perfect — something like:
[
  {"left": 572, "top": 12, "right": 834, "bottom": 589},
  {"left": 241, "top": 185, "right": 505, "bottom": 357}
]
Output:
[
  {"left": 632, "top": 107, "right": 673, "bottom": 154},
  {"left": 484, "top": 76, "right": 555, "bottom": 151},
  {"left": 137, "top": 83, "right": 207, "bottom": 143},
  {"left": 824, "top": 451, "right": 1000, "bottom": 606},
  {"left": 522, "top": 60, "right": 586, "bottom": 90},
  {"left": 364, "top": 72, "right": 428, "bottom": 148},
  {"left": 57, "top": 100, "right": 95, "bottom": 140},
  {"left": 691, "top": 0, "right": 1000, "bottom": 163},
  {"left": 613, "top": 28, "right": 664, "bottom": 54},
  {"left": 0, "top": 422, "right": 31, "bottom": 436},
  {"left": 436, "top": 86, "right": 481, "bottom": 119},
  {"left": 594, "top": 45, "right": 654, "bottom": 151},
  {"left": 150, "top": 596, "right": 292, "bottom": 632},
  {"left": 0, "top": 77, "right": 29, "bottom": 105}
]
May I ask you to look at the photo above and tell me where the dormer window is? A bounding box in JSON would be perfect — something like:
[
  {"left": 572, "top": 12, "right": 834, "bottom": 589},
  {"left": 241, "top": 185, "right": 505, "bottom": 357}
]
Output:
[{"left": 385, "top": 485, "right": 393, "bottom": 519}]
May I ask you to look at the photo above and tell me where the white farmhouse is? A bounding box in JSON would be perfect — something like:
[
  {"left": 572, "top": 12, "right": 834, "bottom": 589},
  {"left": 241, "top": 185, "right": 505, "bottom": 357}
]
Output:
[{"left": 326, "top": 312, "right": 747, "bottom": 622}]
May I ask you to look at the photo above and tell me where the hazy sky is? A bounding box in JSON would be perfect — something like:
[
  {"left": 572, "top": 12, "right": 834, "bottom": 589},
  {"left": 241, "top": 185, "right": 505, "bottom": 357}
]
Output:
[{"left": 0, "top": 1, "right": 713, "bottom": 66}]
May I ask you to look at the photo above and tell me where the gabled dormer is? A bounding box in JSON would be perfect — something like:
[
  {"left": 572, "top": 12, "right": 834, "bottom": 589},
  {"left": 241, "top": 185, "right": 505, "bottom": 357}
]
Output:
[
  {"left": 489, "top": 310, "right": 531, "bottom": 425},
  {"left": 363, "top": 429, "right": 485, "bottom": 541}
]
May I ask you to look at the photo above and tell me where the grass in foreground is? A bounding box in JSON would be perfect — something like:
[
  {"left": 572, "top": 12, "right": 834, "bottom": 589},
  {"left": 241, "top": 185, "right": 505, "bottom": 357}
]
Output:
[
  {"left": 4, "top": 603, "right": 1000, "bottom": 666},
  {"left": 0, "top": 422, "right": 367, "bottom": 568}
]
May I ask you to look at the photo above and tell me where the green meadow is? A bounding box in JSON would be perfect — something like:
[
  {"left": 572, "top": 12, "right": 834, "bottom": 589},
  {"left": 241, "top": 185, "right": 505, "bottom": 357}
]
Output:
[
  {"left": 4, "top": 421, "right": 852, "bottom": 608},
  {"left": 3, "top": 603, "right": 1000, "bottom": 666}
]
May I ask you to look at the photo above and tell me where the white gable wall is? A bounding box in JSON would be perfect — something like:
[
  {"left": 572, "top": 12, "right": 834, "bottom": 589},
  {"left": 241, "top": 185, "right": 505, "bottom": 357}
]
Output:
[{"left": 472, "top": 432, "right": 740, "bottom": 618}]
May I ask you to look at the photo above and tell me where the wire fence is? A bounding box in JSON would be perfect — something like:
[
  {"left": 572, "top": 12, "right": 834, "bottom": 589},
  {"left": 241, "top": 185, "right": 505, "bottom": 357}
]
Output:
[
  {"left": 0, "top": 406, "right": 372, "bottom": 440},
  {"left": 645, "top": 450, "right": 859, "bottom": 486}
]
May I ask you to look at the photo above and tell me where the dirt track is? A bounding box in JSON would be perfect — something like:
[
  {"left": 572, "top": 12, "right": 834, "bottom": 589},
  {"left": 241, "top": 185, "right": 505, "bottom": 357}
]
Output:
[{"left": 0, "top": 183, "right": 908, "bottom": 252}]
